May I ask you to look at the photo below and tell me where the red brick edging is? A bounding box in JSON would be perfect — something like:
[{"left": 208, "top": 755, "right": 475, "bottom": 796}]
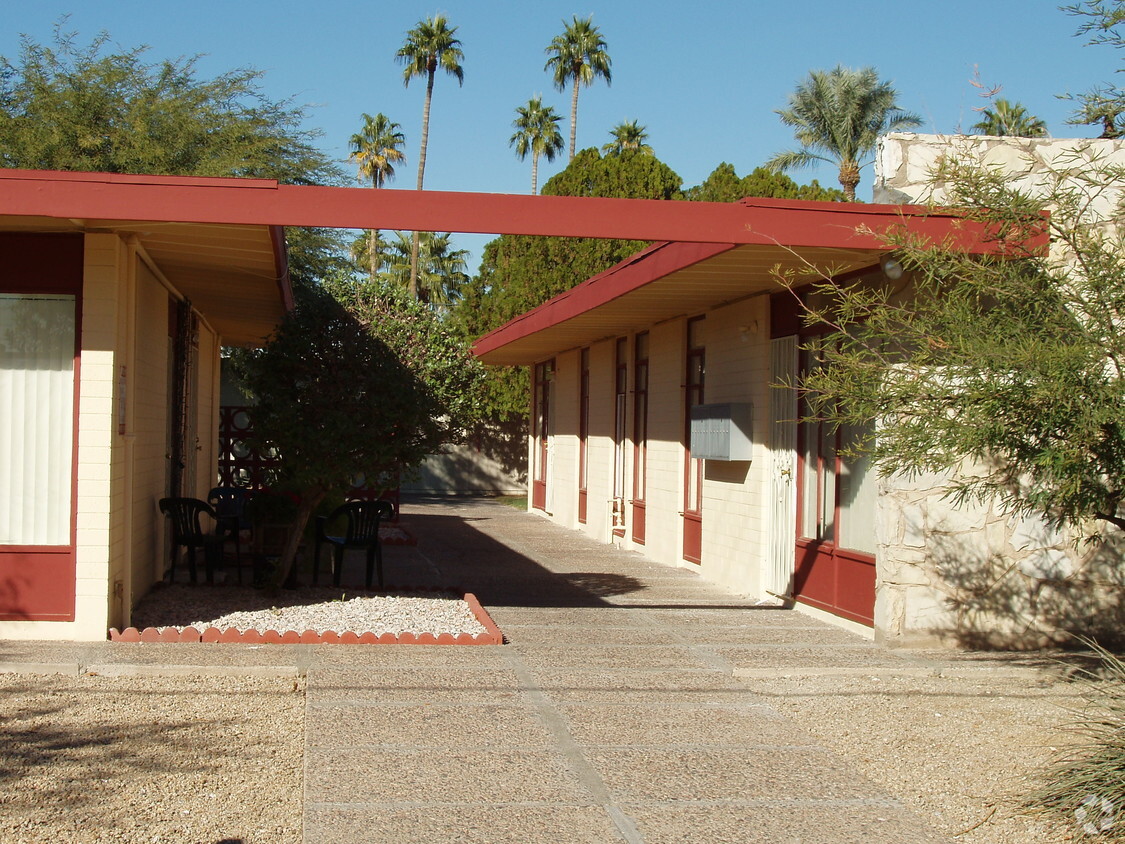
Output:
[
  {"left": 379, "top": 523, "right": 417, "bottom": 546},
  {"left": 108, "top": 591, "right": 503, "bottom": 646}
]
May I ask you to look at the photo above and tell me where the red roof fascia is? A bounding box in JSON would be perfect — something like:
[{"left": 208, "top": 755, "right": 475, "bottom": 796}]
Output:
[
  {"left": 0, "top": 168, "right": 1007, "bottom": 250},
  {"left": 471, "top": 241, "right": 736, "bottom": 359},
  {"left": 2, "top": 169, "right": 293, "bottom": 310}
]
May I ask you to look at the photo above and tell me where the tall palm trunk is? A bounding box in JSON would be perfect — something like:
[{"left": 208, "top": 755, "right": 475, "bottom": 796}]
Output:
[
  {"left": 568, "top": 76, "right": 580, "bottom": 161},
  {"left": 368, "top": 227, "right": 380, "bottom": 280},
  {"left": 838, "top": 159, "right": 860, "bottom": 202},
  {"left": 410, "top": 68, "right": 436, "bottom": 299},
  {"left": 531, "top": 151, "right": 540, "bottom": 195}
]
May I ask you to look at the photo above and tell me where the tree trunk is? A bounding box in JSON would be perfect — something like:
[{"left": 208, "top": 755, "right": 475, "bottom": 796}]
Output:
[
  {"left": 271, "top": 488, "right": 327, "bottom": 589},
  {"left": 569, "top": 77, "right": 580, "bottom": 161},
  {"left": 411, "top": 70, "right": 436, "bottom": 299},
  {"left": 838, "top": 159, "right": 860, "bottom": 202},
  {"left": 368, "top": 228, "right": 379, "bottom": 280},
  {"left": 531, "top": 151, "right": 540, "bottom": 195}
]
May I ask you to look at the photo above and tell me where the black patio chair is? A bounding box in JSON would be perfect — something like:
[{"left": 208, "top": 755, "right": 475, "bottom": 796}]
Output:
[
  {"left": 313, "top": 499, "right": 395, "bottom": 590},
  {"left": 207, "top": 486, "right": 251, "bottom": 584},
  {"left": 159, "top": 497, "right": 240, "bottom": 585}
]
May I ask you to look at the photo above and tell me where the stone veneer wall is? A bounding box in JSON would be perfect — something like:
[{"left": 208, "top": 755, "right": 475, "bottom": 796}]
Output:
[{"left": 871, "top": 133, "right": 1125, "bottom": 648}]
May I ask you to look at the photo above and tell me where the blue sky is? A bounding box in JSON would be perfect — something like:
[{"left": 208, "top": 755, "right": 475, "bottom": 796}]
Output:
[{"left": 2, "top": 0, "right": 1115, "bottom": 268}]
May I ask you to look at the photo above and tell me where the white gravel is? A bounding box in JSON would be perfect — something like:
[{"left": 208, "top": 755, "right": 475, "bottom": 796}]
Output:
[{"left": 129, "top": 584, "right": 488, "bottom": 636}]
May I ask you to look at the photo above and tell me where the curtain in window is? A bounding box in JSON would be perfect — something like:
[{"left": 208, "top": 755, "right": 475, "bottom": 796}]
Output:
[{"left": 0, "top": 294, "right": 75, "bottom": 545}]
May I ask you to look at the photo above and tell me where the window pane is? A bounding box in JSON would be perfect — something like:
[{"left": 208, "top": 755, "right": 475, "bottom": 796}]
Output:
[
  {"left": 838, "top": 421, "right": 877, "bottom": 554},
  {"left": 799, "top": 420, "right": 819, "bottom": 539},
  {"left": 0, "top": 295, "right": 75, "bottom": 545}
]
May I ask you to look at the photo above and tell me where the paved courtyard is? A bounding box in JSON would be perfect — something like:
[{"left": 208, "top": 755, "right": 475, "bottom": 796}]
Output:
[{"left": 0, "top": 497, "right": 1081, "bottom": 843}]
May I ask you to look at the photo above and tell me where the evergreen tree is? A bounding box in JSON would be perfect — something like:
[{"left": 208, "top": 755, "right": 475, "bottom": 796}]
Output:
[
  {"left": 686, "top": 163, "right": 847, "bottom": 202},
  {"left": 454, "top": 148, "right": 681, "bottom": 419}
]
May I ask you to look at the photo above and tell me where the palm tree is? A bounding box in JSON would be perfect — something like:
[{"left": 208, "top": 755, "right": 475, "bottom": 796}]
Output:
[
  {"left": 602, "top": 120, "right": 653, "bottom": 156},
  {"left": 971, "top": 99, "right": 1047, "bottom": 137},
  {"left": 384, "top": 231, "right": 469, "bottom": 308},
  {"left": 510, "top": 97, "right": 565, "bottom": 194},
  {"left": 1069, "top": 89, "right": 1124, "bottom": 139},
  {"left": 766, "top": 65, "right": 922, "bottom": 202},
  {"left": 348, "top": 113, "right": 406, "bottom": 280},
  {"left": 396, "top": 15, "right": 464, "bottom": 298},
  {"left": 545, "top": 16, "right": 611, "bottom": 161}
]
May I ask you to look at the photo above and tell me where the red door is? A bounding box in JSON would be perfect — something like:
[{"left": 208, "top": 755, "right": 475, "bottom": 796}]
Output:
[
  {"left": 532, "top": 360, "right": 553, "bottom": 511},
  {"left": 682, "top": 318, "right": 705, "bottom": 563},
  {"left": 631, "top": 333, "right": 649, "bottom": 544},
  {"left": 578, "top": 349, "right": 589, "bottom": 523},
  {"left": 793, "top": 341, "right": 876, "bottom": 626}
]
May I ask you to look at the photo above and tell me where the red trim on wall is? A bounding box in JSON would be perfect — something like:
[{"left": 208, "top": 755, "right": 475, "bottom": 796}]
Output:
[
  {"left": 794, "top": 541, "right": 876, "bottom": 627},
  {"left": 0, "top": 233, "right": 83, "bottom": 623}
]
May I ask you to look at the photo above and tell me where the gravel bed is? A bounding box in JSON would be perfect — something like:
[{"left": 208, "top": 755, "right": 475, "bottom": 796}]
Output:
[
  {"left": 0, "top": 673, "right": 303, "bottom": 844},
  {"left": 130, "top": 584, "right": 487, "bottom": 636},
  {"left": 745, "top": 668, "right": 1085, "bottom": 843}
]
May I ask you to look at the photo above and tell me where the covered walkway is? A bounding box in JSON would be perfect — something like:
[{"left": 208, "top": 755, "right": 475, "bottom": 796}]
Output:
[{"left": 1, "top": 498, "right": 1075, "bottom": 842}]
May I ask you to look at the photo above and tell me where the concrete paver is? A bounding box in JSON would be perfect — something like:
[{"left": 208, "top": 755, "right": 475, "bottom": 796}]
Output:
[
  {"left": 0, "top": 497, "right": 953, "bottom": 843},
  {"left": 298, "top": 498, "right": 948, "bottom": 843}
]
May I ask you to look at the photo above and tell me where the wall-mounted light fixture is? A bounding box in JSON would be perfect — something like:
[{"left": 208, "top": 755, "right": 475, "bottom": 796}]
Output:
[{"left": 881, "top": 255, "right": 905, "bottom": 280}]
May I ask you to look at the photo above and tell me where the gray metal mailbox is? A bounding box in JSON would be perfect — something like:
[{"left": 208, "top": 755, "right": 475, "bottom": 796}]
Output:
[{"left": 689, "top": 402, "right": 753, "bottom": 461}]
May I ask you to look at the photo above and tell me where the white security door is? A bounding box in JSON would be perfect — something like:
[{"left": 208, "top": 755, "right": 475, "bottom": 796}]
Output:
[{"left": 766, "top": 335, "right": 798, "bottom": 596}]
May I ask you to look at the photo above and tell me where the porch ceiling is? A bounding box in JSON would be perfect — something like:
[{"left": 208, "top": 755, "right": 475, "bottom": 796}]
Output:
[
  {"left": 472, "top": 241, "right": 885, "bottom": 366},
  {"left": 0, "top": 214, "right": 287, "bottom": 346}
]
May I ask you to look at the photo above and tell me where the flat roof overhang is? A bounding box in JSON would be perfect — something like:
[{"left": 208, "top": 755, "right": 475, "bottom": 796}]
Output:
[
  {"left": 468, "top": 193, "right": 1039, "bottom": 366},
  {"left": 0, "top": 167, "right": 998, "bottom": 247},
  {"left": 0, "top": 171, "right": 291, "bottom": 346},
  {"left": 471, "top": 240, "right": 885, "bottom": 365},
  {"left": 0, "top": 168, "right": 1039, "bottom": 353}
]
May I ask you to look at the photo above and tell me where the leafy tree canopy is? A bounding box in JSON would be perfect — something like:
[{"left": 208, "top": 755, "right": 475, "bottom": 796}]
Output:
[
  {"left": 0, "top": 25, "right": 349, "bottom": 288},
  {"left": 231, "top": 285, "right": 456, "bottom": 583},
  {"left": 454, "top": 147, "right": 681, "bottom": 418},
  {"left": 1065, "top": 1, "right": 1125, "bottom": 137},
  {"left": 685, "top": 162, "right": 847, "bottom": 202},
  {"left": 792, "top": 149, "right": 1125, "bottom": 539},
  {"left": 324, "top": 275, "right": 486, "bottom": 437},
  {"left": 0, "top": 26, "right": 339, "bottom": 183}
]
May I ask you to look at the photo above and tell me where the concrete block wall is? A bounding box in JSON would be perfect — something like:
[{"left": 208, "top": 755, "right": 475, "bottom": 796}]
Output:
[
  {"left": 641, "top": 319, "right": 688, "bottom": 565},
  {"left": 0, "top": 234, "right": 124, "bottom": 640},
  {"left": 872, "top": 133, "right": 1125, "bottom": 646},
  {"left": 697, "top": 296, "right": 771, "bottom": 596},
  {"left": 531, "top": 295, "right": 775, "bottom": 599},
  {"left": 128, "top": 258, "right": 171, "bottom": 621}
]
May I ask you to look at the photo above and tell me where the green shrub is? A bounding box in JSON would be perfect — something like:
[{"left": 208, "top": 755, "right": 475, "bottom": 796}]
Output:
[{"left": 1026, "top": 641, "right": 1125, "bottom": 839}]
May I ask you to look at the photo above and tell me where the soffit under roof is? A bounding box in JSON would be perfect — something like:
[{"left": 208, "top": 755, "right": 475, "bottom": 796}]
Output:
[
  {"left": 0, "top": 214, "right": 286, "bottom": 346},
  {"left": 473, "top": 242, "right": 884, "bottom": 366}
]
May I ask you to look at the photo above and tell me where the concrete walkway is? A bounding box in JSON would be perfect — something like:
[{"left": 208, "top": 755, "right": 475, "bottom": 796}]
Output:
[{"left": 0, "top": 497, "right": 964, "bottom": 843}]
